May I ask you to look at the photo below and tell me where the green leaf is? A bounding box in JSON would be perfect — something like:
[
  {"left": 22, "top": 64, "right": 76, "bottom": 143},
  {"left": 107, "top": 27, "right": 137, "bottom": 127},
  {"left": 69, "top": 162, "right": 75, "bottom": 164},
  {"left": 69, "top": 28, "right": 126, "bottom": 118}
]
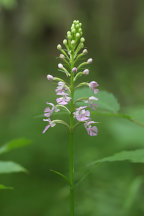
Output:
[
  {"left": 77, "top": 149, "right": 144, "bottom": 186},
  {"left": 0, "top": 0, "right": 17, "bottom": 9},
  {"left": 75, "top": 88, "right": 120, "bottom": 112},
  {"left": 0, "top": 184, "right": 13, "bottom": 190},
  {"left": 97, "top": 91, "right": 120, "bottom": 112},
  {"left": 48, "top": 169, "right": 70, "bottom": 185},
  {"left": 0, "top": 161, "right": 27, "bottom": 174},
  {"left": 89, "top": 149, "right": 144, "bottom": 167},
  {"left": 0, "top": 138, "right": 31, "bottom": 155}
]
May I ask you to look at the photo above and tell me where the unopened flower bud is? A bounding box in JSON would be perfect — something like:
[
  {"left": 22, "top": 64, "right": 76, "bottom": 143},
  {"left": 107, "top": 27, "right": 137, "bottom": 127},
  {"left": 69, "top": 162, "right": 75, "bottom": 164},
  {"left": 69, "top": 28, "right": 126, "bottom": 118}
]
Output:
[
  {"left": 76, "top": 24, "right": 79, "bottom": 29},
  {"left": 76, "top": 33, "right": 80, "bottom": 38},
  {"left": 87, "top": 58, "right": 93, "bottom": 64},
  {"left": 63, "top": 39, "right": 67, "bottom": 45},
  {"left": 58, "top": 63, "right": 63, "bottom": 69},
  {"left": 67, "top": 31, "right": 71, "bottom": 35},
  {"left": 59, "top": 54, "right": 65, "bottom": 59},
  {"left": 72, "top": 29, "right": 76, "bottom": 34},
  {"left": 71, "top": 40, "right": 75, "bottom": 45},
  {"left": 68, "top": 34, "right": 72, "bottom": 39},
  {"left": 47, "top": 74, "right": 54, "bottom": 80},
  {"left": 81, "top": 37, "right": 85, "bottom": 43},
  {"left": 72, "top": 67, "right": 77, "bottom": 73},
  {"left": 57, "top": 44, "right": 62, "bottom": 50},
  {"left": 74, "top": 20, "right": 77, "bottom": 24},
  {"left": 83, "top": 69, "right": 89, "bottom": 75},
  {"left": 80, "top": 43, "right": 84, "bottom": 48},
  {"left": 83, "top": 49, "right": 88, "bottom": 54}
]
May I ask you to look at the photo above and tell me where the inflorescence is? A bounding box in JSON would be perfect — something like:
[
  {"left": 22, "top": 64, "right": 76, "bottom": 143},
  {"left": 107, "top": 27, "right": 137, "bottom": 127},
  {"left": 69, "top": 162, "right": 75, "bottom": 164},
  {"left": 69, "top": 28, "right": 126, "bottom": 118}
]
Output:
[{"left": 43, "top": 20, "right": 99, "bottom": 136}]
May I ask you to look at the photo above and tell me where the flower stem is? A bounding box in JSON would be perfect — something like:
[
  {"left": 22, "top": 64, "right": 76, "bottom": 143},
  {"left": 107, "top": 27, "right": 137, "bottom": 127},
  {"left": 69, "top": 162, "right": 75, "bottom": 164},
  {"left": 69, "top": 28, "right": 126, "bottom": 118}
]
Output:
[{"left": 69, "top": 53, "right": 75, "bottom": 216}]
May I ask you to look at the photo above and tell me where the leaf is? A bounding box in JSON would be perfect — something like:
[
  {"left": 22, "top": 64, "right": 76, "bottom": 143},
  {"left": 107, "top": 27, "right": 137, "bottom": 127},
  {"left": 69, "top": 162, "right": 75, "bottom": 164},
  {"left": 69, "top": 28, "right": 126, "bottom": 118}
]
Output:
[
  {"left": 89, "top": 149, "right": 144, "bottom": 167},
  {"left": 0, "top": 138, "right": 32, "bottom": 155},
  {"left": 97, "top": 91, "right": 120, "bottom": 112},
  {"left": 0, "top": 0, "right": 17, "bottom": 9},
  {"left": 0, "top": 184, "right": 13, "bottom": 190},
  {"left": 74, "top": 88, "right": 120, "bottom": 112},
  {"left": 0, "top": 161, "right": 27, "bottom": 174},
  {"left": 48, "top": 169, "right": 70, "bottom": 185},
  {"left": 77, "top": 149, "right": 144, "bottom": 186}
]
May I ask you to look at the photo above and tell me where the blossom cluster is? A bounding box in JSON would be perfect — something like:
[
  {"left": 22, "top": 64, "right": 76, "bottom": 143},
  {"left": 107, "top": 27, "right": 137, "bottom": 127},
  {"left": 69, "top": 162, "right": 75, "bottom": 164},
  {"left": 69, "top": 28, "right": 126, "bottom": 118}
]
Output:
[{"left": 43, "top": 20, "right": 99, "bottom": 136}]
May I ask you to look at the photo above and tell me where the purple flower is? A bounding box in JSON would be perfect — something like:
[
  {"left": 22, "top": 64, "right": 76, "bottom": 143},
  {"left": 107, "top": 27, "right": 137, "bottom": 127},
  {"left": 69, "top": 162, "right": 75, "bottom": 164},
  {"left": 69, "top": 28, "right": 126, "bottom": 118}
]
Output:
[
  {"left": 47, "top": 74, "right": 54, "bottom": 80},
  {"left": 72, "top": 67, "right": 77, "bottom": 73},
  {"left": 43, "top": 118, "right": 56, "bottom": 134},
  {"left": 84, "top": 96, "right": 98, "bottom": 110},
  {"left": 56, "top": 94, "right": 71, "bottom": 105},
  {"left": 89, "top": 81, "right": 99, "bottom": 94},
  {"left": 74, "top": 106, "right": 90, "bottom": 121},
  {"left": 84, "top": 121, "right": 98, "bottom": 136},
  {"left": 56, "top": 81, "right": 68, "bottom": 95},
  {"left": 44, "top": 103, "right": 59, "bottom": 117}
]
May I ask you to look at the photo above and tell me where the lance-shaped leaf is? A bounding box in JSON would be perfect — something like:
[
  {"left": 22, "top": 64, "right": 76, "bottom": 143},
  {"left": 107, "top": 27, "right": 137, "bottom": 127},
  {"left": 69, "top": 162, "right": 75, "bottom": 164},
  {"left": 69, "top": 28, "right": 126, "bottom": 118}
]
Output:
[
  {"left": 0, "top": 184, "right": 13, "bottom": 190},
  {"left": 0, "top": 161, "right": 27, "bottom": 174},
  {"left": 0, "top": 138, "right": 31, "bottom": 155},
  {"left": 88, "top": 149, "right": 144, "bottom": 167},
  {"left": 76, "top": 149, "right": 144, "bottom": 186},
  {"left": 48, "top": 169, "right": 70, "bottom": 185}
]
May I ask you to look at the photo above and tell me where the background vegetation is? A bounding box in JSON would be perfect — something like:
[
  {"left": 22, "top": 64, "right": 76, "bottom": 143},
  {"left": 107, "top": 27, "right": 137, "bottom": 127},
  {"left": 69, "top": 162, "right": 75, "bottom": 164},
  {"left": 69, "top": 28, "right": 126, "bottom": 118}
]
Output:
[{"left": 0, "top": 0, "right": 144, "bottom": 215}]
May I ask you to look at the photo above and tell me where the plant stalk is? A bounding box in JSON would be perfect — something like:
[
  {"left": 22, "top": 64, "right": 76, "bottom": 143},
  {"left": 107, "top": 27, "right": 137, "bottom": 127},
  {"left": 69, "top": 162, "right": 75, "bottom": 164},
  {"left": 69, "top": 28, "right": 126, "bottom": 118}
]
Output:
[{"left": 69, "top": 53, "right": 75, "bottom": 216}]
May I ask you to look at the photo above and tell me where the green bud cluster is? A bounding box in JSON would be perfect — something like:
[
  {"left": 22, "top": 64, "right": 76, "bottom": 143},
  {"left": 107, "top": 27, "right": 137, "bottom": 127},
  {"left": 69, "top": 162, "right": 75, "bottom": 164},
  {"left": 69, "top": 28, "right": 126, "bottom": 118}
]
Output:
[{"left": 57, "top": 20, "right": 86, "bottom": 60}]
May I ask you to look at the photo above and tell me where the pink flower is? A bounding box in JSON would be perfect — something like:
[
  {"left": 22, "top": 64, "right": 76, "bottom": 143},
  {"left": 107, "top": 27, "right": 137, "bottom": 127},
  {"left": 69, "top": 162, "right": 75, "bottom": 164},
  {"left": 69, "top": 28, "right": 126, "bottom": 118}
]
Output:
[
  {"left": 56, "top": 94, "right": 71, "bottom": 105},
  {"left": 56, "top": 81, "right": 68, "bottom": 95},
  {"left": 47, "top": 74, "right": 54, "bottom": 80},
  {"left": 89, "top": 81, "right": 99, "bottom": 94},
  {"left": 74, "top": 106, "right": 90, "bottom": 121},
  {"left": 84, "top": 121, "right": 98, "bottom": 136},
  {"left": 43, "top": 118, "right": 56, "bottom": 134},
  {"left": 44, "top": 103, "right": 59, "bottom": 117},
  {"left": 85, "top": 96, "right": 98, "bottom": 110}
]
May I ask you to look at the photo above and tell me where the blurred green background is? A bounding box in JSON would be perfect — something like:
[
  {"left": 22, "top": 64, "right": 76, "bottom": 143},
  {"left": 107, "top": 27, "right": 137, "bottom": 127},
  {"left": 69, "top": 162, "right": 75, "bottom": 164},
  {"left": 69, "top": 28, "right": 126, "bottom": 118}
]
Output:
[{"left": 0, "top": 0, "right": 144, "bottom": 215}]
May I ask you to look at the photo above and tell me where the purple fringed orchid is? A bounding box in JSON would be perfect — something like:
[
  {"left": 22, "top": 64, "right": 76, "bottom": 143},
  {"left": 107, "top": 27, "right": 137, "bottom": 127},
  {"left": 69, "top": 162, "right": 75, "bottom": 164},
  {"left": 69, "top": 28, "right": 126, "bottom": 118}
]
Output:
[
  {"left": 44, "top": 102, "right": 59, "bottom": 117},
  {"left": 43, "top": 118, "right": 56, "bottom": 134},
  {"left": 42, "top": 20, "right": 101, "bottom": 216},
  {"left": 56, "top": 94, "right": 71, "bottom": 105},
  {"left": 84, "top": 121, "right": 98, "bottom": 136},
  {"left": 74, "top": 106, "right": 90, "bottom": 122},
  {"left": 89, "top": 81, "right": 99, "bottom": 94},
  {"left": 43, "top": 20, "right": 99, "bottom": 136}
]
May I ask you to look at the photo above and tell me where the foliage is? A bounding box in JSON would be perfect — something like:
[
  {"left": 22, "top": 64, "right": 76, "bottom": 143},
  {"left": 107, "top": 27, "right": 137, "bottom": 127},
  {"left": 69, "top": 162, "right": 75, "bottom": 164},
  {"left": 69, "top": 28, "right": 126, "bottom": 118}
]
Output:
[{"left": 0, "top": 138, "right": 31, "bottom": 189}]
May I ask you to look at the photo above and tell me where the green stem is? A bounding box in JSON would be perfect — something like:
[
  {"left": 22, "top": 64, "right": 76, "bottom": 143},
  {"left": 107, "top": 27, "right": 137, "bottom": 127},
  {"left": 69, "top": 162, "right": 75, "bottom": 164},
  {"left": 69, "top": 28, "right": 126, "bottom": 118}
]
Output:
[{"left": 69, "top": 54, "right": 75, "bottom": 216}]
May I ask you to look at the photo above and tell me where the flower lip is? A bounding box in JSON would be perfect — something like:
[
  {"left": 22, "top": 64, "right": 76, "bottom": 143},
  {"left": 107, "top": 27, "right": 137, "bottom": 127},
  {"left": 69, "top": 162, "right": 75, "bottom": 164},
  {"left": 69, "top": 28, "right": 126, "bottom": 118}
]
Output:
[
  {"left": 43, "top": 118, "right": 56, "bottom": 134},
  {"left": 84, "top": 121, "right": 98, "bottom": 136},
  {"left": 74, "top": 106, "right": 90, "bottom": 122}
]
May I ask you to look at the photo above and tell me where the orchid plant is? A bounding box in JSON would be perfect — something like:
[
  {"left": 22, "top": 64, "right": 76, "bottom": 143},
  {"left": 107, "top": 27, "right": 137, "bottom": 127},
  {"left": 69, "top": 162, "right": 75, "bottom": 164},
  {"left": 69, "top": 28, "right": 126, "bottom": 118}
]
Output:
[{"left": 43, "top": 20, "right": 99, "bottom": 216}]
